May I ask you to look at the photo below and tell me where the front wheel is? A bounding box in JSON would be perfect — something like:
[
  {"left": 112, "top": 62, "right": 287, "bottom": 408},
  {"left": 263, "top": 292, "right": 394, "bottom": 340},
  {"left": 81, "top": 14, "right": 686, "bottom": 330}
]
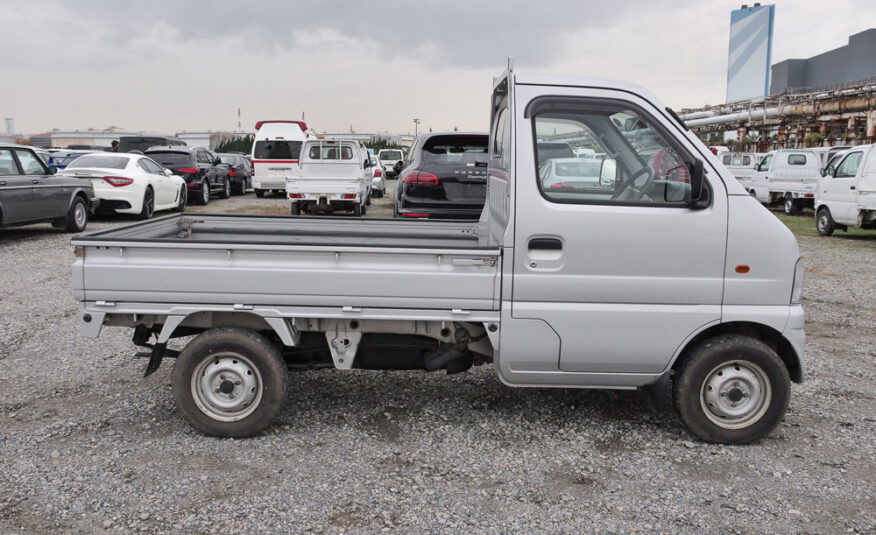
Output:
[
  {"left": 200, "top": 181, "right": 210, "bottom": 205},
  {"left": 171, "top": 328, "right": 288, "bottom": 437},
  {"left": 255, "top": 189, "right": 265, "bottom": 198},
  {"left": 816, "top": 207, "right": 835, "bottom": 236},
  {"left": 674, "top": 334, "right": 790, "bottom": 444},
  {"left": 219, "top": 178, "right": 231, "bottom": 199}
]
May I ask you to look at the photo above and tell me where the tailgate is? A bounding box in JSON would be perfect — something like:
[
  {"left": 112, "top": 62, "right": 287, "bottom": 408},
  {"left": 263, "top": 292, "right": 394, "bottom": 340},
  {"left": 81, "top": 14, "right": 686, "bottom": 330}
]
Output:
[{"left": 287, "top": 177, "right": 360, "bottom": 195}]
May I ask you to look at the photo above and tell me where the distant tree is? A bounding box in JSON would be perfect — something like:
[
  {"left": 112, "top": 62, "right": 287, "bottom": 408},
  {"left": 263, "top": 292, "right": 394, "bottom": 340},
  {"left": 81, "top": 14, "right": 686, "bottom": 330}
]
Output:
[
  {"left": 368, "top": 136, "right": 405, "bottom": 153},
  {"left": 215, "top": 135, "right": 254, "bottom": 153},
  {"left": 804, "top": 133, "right": 825, "bottom": 148},
  {"left": 707, "top": 134, "right": 724, "bottom": 145}
]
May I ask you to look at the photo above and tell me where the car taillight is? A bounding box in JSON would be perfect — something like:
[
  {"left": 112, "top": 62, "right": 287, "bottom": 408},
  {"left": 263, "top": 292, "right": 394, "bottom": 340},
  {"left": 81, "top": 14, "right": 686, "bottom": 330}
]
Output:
[
  {"left": 401, "top": 170, "right": 439, "bottom": 186},
  {"left": 374, "top": 169, "right": 382, "bottom": 177},
  {"left": 102, "top": 176, "right": 134, "bottom": 187},
  {"left": 177, "top": 167, "right": 198, "bottom": 174},
  {"left": 342, "top": 194, "right": 358, "bottom": 199},
  {"left": 289, "top": 193, "right": 302, "bottom": 199},
  {"left": 228, "top": 168, "right": 237, "bottom": 177}
]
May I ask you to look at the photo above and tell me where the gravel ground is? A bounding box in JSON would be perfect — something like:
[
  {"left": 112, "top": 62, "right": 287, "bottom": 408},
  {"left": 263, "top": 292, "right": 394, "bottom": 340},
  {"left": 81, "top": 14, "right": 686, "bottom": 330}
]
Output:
[{"left": 0, "top": 190, "right": 873, "bottom": 534}]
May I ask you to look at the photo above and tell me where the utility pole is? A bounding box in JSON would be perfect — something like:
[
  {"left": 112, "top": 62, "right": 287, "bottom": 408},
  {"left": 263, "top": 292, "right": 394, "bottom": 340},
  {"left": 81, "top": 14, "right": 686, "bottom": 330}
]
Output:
[{"left": 413, "top": 118, "right": 420, "bottom": 137}]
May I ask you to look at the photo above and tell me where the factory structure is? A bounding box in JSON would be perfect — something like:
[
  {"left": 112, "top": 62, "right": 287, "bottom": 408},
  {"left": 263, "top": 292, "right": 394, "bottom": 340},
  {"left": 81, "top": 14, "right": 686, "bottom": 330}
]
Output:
[{"left": 682, "top": 10, "right": 876, "bottom": 150}]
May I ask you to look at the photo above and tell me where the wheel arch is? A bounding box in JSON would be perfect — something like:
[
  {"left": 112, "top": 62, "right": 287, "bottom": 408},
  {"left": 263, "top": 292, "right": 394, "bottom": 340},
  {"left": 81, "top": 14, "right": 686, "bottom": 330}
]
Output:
[
  {"left": 670, "top": 321, "right": 802, "bottom": 384},
  {"left": 161, "top": 311, "right": 297, "bottom": 347}
]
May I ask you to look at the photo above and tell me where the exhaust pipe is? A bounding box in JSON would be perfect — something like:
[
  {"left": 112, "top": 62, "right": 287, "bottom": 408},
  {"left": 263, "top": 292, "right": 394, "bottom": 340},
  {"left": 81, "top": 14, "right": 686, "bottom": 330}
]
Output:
[{"left": 424, "top": 326, "right": 475, "bottom": 374}]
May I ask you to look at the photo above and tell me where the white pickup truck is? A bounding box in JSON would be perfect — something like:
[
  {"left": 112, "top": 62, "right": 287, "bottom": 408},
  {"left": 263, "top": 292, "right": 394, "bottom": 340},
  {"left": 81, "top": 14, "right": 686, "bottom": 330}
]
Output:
[
  {"left": 815, "top": 143, "right": 876, "bottom": 235},
  {"left": 749, "top": 149, "right": 822, "bottom": 214},
  {"left": 286, "top": 139, "right": 371, "bottom": 216},
  {"left": 71, "top": 66, "right": 805, "bottom": 444}
]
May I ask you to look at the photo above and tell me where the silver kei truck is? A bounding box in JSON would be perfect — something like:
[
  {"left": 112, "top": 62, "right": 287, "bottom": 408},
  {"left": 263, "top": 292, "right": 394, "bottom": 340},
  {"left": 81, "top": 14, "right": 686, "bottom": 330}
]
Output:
[{"left": 72, "top": 66, "right": 805, "bottom": 444}]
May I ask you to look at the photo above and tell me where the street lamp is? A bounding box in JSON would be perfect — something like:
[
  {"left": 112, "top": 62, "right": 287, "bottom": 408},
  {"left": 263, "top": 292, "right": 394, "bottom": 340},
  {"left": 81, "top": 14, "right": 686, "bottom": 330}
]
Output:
[{"left": 413, "top": 118, "right": 420, "bottom": 137}]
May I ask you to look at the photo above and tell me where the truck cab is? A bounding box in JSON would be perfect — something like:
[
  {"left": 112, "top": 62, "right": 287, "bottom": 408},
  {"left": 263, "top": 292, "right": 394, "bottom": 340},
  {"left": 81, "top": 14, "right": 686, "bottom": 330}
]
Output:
[
  {"left": 815, "top": 143, "right": 876, "bottom": 235},
  {"left": 749, "top": 149, "right": 821, "bottom": 214}
]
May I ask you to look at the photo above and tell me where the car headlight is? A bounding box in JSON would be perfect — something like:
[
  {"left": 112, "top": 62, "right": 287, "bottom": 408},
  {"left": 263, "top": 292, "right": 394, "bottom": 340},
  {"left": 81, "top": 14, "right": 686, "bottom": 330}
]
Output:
[{"left": 790, "top": 258, "right": 803, "bottom": 304}]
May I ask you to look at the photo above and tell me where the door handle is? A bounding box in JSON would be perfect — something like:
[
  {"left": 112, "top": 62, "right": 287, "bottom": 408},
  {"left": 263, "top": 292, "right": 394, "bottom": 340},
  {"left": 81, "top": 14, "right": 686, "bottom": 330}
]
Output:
[
  {"left": 528, "top": 238, "right": 562, "bottom": 250},
  {"left": 850, "top": 186, "right": 856, "bottom": 190}
]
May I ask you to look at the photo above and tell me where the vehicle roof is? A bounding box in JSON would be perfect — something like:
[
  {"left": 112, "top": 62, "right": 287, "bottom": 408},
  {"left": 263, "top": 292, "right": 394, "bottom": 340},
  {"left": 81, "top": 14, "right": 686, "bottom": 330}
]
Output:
[{"left": 514, "top": 74, "right": 663, "bottom": 106}]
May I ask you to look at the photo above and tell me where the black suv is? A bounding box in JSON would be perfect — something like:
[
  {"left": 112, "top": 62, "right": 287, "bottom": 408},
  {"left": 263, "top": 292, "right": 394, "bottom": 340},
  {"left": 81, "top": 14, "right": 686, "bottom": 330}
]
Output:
[
  {"left": 145, "top": 146, "right": 230, "bottom": 205},
  {"left": 217, "top": 153, "right": 252, "bottom": 195},
  {"left": 394, "top": 133, "right": 489, "bottom": 219}
]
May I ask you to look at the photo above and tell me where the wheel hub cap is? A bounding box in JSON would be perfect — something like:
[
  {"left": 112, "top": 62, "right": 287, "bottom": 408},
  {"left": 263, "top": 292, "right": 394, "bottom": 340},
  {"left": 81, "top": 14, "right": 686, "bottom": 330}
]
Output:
[
  {"left": 701, "top": 360, "right": 771, "bottom": 429},
  {"left": 191, "top": 353, "right": 262, "bottom": 422}
]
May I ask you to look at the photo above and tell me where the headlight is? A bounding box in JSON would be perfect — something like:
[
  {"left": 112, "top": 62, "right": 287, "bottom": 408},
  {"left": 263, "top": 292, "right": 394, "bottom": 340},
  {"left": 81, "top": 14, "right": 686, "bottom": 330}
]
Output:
[{"left": 790, "top": 258, "right": 803, "bottom": 304}]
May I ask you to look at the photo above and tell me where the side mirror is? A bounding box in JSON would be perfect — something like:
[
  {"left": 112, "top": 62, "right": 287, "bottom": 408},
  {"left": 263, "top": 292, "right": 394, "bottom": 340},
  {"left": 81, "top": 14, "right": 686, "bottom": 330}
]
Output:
[
  {"left": 363, "top": 160, "right": 371, "bottom": 169},
  {"left": 598, "top": 158, "right": 617, "bottom": 187},
  {"left": 48, "top": 165, "right": 58, "bottom": 175},
  {"left": 164, "top": 168, "right": 173, "bottom": 176},
  {"left": 820, "top": 167, "right": 827, "bottom": 177},
  {"left": 689, "top": 159, "right": 706, "bottom": 206}
]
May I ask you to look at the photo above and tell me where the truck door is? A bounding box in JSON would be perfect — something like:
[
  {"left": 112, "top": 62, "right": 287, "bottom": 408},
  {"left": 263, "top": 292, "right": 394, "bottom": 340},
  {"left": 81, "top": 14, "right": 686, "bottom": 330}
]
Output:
[
  {"left": 823, "top": 150, "right": 864, "bottom": 225},
  {"left": 509, "top": 86, "right": 727, "bottom": 375}
]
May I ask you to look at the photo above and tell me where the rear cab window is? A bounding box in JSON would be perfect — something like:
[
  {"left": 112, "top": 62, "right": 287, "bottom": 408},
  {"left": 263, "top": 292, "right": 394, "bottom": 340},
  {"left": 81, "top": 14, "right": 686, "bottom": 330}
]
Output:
[{"left": 787, "top": 154, "right": 808, "bottom": 166}]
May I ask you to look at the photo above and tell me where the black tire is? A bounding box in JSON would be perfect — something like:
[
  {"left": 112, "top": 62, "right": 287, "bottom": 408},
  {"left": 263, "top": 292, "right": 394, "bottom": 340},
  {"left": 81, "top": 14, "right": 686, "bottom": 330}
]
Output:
[
  {"left": 200, "top": 181, "right": 210, "bottom": 205},
  {"left": 353, "top": 202, "right": 362, "bottom": 216},
  {"left": 59, "top": 196, "right": 89, "bottom": 233},
  {"left": 674, "top": 334, "right": 790, "bottom": 444},
  {"left": 171, "top": 328, "right": 288, "bottom": 438},
  {"left": 784, "top": 197, "right": 801, "bottom": 215},
  {"left": 290, "top": 202, "right": 300, "bottom": 216},
  {"left": 365, "top": 192, "right": 371, "bottom": 206},
  {"left": 172, "top": 185, "right": 187, "bottom": 212},
  {"left": 235, "top": 180, "right": 246, "bottom": 195},
  {"left": 255, "top": 189, "right": 265, "bottom": 198},
  {"left": 139, "top": 187, "right": 155, "bottom": 220},
  {"left": 219, "top": 177, "right": 231, "bottom": 199},
  {"left": 816, "top": 207, "right": 835, "bottom": 236}
]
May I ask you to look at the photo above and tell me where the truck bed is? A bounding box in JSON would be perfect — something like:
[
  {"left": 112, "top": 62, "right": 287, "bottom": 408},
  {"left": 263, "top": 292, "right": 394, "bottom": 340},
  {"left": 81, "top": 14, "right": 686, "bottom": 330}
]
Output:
[{"left": 72, "top": 214, "right": 500, "bottom": 311}]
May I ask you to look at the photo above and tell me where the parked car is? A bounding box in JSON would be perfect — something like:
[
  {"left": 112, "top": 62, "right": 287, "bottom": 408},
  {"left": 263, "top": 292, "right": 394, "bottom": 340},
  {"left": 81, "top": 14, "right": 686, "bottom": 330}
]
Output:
[
  {"left": 394, "top": 133, "right": 489, "bottom": 219},
  {"left": 145, "top": 146, "right": 230, "bottom": 205},
  {"left": 60, "top": 153, "right": 186, "bottom": 219},
  {"left": 286, "top": 139, "right": 371, "bottom": 216},
  {"left": 218, "top": 153, "right": 251, "bottom": 195},
  {"left": 749, "top": 149, "right": 822, "bottom": 214},
  {"left": 46, "top": 149, "right": 95, "bottom": 170},
  {"left": 369, "top": 155, "right": 385, "bottom": 198},
  {"left": 719, "top": 152, "right": 763, "bottom": 190},
  {"left": 252, "top": 120, "right": 311, "bottom": 197},
  {"left": 71, "top": 66, "right": 805, "bottom": 444},
  {"left": 535, "top": 142, "right": 575, "bottom": 166},
  {"left": 815, "top": 144, "right": 876, "bottom": 235},
  {"left": 118, "top": 135, "right": 185, "bottom": 153},
  {"left": 376, "top": 149, "right": 404, "bottom": 179},
  {"left": 0, "top": 144, "right": 98, "bottom": 232},
  {"left": 538, "top": 157, "right": 612, "bottom": 190}
]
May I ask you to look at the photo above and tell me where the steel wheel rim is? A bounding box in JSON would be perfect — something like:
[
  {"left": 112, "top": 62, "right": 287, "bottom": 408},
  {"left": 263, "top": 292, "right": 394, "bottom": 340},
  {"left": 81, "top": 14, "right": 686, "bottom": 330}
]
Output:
[
  {"left": 73, "top": 202, "right": 87, "bottom": 227},
  {"left": 817, "top": 212, "right": 829, "bottom": 232},
  {"left": 191, "top": 352, "right": 263, "bottom": 422},
  {"left": 701, "top": 360, "right": 772, "bottom": 429}
]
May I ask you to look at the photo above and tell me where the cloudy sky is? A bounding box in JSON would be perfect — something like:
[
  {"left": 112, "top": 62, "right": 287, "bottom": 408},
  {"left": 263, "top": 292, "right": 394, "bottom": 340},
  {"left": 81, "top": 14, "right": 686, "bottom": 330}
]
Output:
[{"left": 2, "top": 0, "right": 874, "bottom": 136}]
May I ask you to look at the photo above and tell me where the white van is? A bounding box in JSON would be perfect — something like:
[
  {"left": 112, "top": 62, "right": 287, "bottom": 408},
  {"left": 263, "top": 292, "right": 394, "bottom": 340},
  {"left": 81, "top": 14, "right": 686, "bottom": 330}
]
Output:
[
  {"left": 749, "top": 149, "right": 822, "bottom": 214},
  {"left": 286, "top": 139, "right": 371, "bottom": 216},
  {"left": 815, "top": 144, "right": 876, "bottom": 235},
  {"left": 251, "top": 121, "right": 310, "bottom": 197},
  {"left": 719, "top": 152, "right": 762, "bottom": 190}
]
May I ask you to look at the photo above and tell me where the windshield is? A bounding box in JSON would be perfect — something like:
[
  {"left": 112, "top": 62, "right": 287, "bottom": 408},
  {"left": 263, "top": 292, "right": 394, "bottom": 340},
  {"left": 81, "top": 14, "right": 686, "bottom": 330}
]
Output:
[
  {"left": 379, "top": 150, "right": 402, "bottom": 161},
  {"left": 254, "top": 140, "right": 302, "bottom": 160},
  {"left": 421, "top": 135, "right": 488, "bottom": 164},
  {"left": 147, "top": 152, "right": 193, "bottom": 166},
  {"left": 67, "top": 155, "right": 130, "bottom": 170}
]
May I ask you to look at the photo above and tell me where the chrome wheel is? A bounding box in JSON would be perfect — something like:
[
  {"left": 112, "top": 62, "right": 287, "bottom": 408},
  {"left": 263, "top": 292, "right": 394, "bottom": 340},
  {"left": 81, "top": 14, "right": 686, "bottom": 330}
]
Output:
[
  {"left": 201, "top": 182, "right": 210, "bottom": 204},
  {"left": 190, "top": 353, "right": 263, "bottom": 422},
  {"left": 701, "top": 360, "right": 771, "bottom": 429},
  {"left": 73, "top": 201, "right": 87, "bottom": 228}
]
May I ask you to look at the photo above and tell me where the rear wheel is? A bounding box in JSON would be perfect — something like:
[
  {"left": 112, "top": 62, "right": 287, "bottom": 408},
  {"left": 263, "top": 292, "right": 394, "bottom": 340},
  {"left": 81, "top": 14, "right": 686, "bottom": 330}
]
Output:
[
  {"left": 139, "top": 187, "right": 155, "bottom": 220},
  {"left": 784, "top": 197, "right": 801, "bottom": 215},
  {"left": 816, "top": 207, "right": 835, "bottom": 236},
  {"left": 173, "top": 185, "right": 187, "bottom": 212},
  {"left": 290, "top": 202, "right": 300, "bottom": 216},
  {"left": 255, "top": 189, "right": 265, "bottom": 198},
  {"left": 353, "top": 202, "right": 362, "bottom": 216},
  {"left": 171, "top": 328, "right": 288, "bottom": 437},
  {"left": 674, "top": 334, "right": 790, "bottom": 444},
  {"left": 57, "top": 197, "right": 89, "bottom": 232}
]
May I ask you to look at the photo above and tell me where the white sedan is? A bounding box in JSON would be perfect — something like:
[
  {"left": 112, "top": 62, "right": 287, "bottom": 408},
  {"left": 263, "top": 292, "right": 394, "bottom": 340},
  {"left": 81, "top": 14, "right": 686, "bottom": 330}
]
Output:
[{"left": 60, "top": 153, "right": 187, "bottom": 219}]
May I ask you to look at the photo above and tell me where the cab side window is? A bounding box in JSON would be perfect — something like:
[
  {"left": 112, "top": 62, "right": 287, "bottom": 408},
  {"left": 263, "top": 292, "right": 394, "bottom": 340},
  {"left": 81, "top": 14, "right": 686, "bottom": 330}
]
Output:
[
  {"left": 14, "top": 149, "right": 47, "bottom": 176},
  {"left": 531, "top": 98, "right": 695, "bottom": 206},
  {"left": 834, "top": 152, "right": 863, "bottom": 178}
]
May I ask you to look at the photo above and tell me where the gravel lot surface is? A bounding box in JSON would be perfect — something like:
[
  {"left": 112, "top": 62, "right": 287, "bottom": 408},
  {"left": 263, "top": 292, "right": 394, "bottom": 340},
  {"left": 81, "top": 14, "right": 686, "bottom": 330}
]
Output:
[{"left": 0, "top": 188, "right": 873, "bottom": 534}]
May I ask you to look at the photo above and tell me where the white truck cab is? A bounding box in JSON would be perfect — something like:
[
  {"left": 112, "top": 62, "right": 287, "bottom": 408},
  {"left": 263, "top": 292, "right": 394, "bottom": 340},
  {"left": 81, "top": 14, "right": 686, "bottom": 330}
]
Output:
[
  {"left": 815, "top": 144, "right": 876, "bottom": 235},
  {"left": 749, "top": 149, "right": 822, "bottom": 214},
  {"left": 251, "top": 121, "right": 310, "bottom": 197},
  {"left": 286, "top": 139, "right": 371, "bottom": 216}
]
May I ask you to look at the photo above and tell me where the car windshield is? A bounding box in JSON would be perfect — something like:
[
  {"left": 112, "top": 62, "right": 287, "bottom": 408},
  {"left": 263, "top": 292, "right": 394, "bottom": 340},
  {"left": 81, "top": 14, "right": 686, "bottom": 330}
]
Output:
[
  {"left": 254, "top": 140, "right": 302, "bottom": 160},
  {"left": 67, "top": 155, "right": 130, "bottom": 170},
  {"left": 380, "top": 150, "right": 402, "bottom": 161},
  {"left": 421, "top": 136, "right": 488, "bottom": 164},
  {"left": 555, "top": 160, "right": 602, "bottom": 177},
  {"left": 219, "top": 155, "right": 237, "bottom": 164},
  {"left": 147, "top": 152, "right": 193, "bottom": 166}
]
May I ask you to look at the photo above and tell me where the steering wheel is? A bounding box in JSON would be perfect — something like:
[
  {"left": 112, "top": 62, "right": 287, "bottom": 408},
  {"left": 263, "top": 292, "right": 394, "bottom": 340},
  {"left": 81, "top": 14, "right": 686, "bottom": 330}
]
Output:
[{"left": 611, "top": 167, "right": 653, "bottom": 201}]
